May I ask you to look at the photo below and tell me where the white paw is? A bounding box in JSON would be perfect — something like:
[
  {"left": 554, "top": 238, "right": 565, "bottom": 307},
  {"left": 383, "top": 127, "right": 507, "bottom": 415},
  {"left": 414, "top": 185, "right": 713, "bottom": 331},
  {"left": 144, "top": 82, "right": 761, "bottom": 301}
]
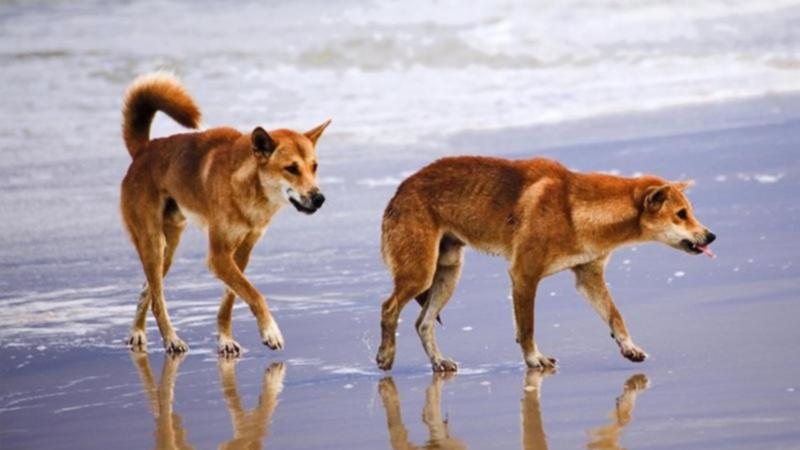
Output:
[
  {"left": 618, "top": 338, "right": 648, "bottom": 363},
  {"left": 431, "top": 358, "right": 458, "bottom": 372},
  {"left": 525, "top": 352, "right": 558, "bottom": 370},
  {"left": 164, "top": 335, "right": 188, "bottom": 354},
  {"left": 217, "top": 336, "right": 241, "bottom": 356},
  {"left": 126, "top": 329, "right": 148, "bottom": 352},
  {"left": 261, "top": 319, "right": 284, "bottom": 350}
]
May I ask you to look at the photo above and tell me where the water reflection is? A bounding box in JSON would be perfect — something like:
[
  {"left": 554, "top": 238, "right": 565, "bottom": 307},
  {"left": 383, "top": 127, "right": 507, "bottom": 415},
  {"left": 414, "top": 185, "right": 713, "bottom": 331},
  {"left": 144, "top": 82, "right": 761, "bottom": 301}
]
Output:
[
  {"left": 521, "top": 368, "right": 556, "bottom": 450},
  {"left": 218, "top": 359, "right": 285, "bottom": 450},
  {"left": 378, "top": 371, "right": 649, "bottom": 450},
  {"left": 586, "top": 374, "right": 649, "bottom": 450},
  {"left": 378, "top": 373, "right": 467, "bottom": 449},
  {"left": 131, "top": 354, "right": 285, "bottom": 450},
  {"left": 131, "top": 353, "right": 194, "bottom": 450}
]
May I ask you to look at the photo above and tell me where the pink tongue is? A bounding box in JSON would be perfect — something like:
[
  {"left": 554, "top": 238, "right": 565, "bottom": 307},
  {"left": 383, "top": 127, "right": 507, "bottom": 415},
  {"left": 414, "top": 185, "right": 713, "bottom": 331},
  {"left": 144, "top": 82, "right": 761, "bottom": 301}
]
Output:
[{"left": 696, "top": 244, "right": 716, "bottom": 259}]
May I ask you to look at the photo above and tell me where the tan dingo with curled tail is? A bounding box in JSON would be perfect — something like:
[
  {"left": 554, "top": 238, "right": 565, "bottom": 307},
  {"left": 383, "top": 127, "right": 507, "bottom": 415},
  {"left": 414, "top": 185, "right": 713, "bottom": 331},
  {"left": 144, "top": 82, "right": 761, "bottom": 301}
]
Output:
[
  {"left": 120, "top": 72, "right": 330, "bottom": 355},
  {"left": 376, "top": 156, "right": 716, "bottom": 372}
]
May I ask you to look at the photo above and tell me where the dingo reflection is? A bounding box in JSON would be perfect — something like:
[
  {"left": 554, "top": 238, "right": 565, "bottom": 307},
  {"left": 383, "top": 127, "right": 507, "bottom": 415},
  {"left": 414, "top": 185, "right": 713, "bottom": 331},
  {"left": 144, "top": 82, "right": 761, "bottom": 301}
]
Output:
[
  {"left": 587, "top": 374, "right": 649, "bottom": 450},
  {"left": 131, "top": 354, "right": 285, "bottom": 449},
  {"left": 523, "top": 371, "right": 650, "bottom": 450},
  {"left": 521, "top": 368, "right": 556, "bottom": 449},
  {"left": 378, "top": 371, "right": 649, "bottom": 450},
  {"left": 378, "top": 373, "right": 466, "bottom": 449},
  {"left": 218, "top": 360, "right": 285, "bottom": 450},
  {"left": 131, "top": 353, "right": 194, "bottom": 450}
]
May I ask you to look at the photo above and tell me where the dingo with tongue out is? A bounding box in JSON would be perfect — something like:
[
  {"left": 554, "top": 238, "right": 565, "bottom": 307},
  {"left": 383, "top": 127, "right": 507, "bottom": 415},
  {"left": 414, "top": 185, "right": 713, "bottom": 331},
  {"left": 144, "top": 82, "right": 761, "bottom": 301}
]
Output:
[
  {"left": 376, "top": 157, "right": 717, "bottom": 373},
  {"left": 640, "top": 180, "right": 717, "bottom": 258}
]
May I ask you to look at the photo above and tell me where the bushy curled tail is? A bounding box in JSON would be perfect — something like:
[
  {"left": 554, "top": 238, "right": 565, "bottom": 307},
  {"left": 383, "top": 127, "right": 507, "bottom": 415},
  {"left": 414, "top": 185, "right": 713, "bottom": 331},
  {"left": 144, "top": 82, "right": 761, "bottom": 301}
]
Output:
[{"left": 122, "top": 72, "right": 201, "bottom": 157}]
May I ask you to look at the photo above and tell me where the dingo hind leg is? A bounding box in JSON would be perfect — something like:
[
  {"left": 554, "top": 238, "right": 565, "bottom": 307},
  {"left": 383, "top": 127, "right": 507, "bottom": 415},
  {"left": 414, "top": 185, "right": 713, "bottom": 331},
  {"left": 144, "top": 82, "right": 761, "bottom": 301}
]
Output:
[
  {"left": 126, "top": 198, "right": 186, "bottom": 352},
  {"left": 416, "top": 236, "right": 464, "bottom": 372},
  {"left": 377, "top": 208, "right": 439, "bottom": 371},
  {"left": 123, "top": 191, "right": 187, "bottom": 354}
]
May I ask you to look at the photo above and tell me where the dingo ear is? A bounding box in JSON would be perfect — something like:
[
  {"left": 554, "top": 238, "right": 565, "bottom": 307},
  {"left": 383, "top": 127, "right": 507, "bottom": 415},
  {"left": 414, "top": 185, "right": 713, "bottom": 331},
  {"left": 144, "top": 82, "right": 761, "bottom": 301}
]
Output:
[
  {"left": 674, "top": 179, "right": 695, "bottom": 191},
  {"left": 644, "top": 185, "right": 670, "bottom": 212},
  {"left": 252, "top": 127, "right": 275, "bottom": 157},
  {"left": 305, "top": 119, "right": 332, "bottom": 146}
]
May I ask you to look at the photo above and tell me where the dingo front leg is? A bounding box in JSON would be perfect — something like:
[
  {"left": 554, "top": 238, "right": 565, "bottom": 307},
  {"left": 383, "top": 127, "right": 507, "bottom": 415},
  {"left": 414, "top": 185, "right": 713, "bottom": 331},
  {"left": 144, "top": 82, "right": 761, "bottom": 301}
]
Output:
[
  {"left": 510, "top": 264, "right": 556, "bottom": 370},
  {"left": 573, "top": 259, "right": 648, "bottom": 363},
  {"left": 209, "top": 231, "right": 283, "bottom": 351}
]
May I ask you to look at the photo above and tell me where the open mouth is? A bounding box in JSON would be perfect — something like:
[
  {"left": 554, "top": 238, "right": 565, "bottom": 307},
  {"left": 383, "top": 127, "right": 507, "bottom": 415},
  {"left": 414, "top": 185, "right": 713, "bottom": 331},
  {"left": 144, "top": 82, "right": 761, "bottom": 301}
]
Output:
[
  {"left": 289, "top": 197, "right": 317, "bottom": 215},
  {"left": 680, "top": 239, "right": 715, "bottom": 258}
]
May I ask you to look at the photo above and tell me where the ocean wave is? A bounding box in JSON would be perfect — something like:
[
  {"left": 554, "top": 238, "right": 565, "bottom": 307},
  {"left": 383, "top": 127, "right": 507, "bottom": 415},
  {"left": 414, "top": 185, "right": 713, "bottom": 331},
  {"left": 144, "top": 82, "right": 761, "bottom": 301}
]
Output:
[{"left": 4, "top": 0, "right": 800, "bottom": 146}]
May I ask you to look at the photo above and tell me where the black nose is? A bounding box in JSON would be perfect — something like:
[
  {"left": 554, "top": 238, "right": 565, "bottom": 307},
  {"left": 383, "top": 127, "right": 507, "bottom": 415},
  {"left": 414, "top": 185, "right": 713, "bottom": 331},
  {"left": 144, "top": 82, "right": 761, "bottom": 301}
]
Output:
[
  {"left": 311, "top": 192, "right": 325, "bottom": 208},
  {"left": 706, "top": 231, "right": 716, "bottom": 244}
]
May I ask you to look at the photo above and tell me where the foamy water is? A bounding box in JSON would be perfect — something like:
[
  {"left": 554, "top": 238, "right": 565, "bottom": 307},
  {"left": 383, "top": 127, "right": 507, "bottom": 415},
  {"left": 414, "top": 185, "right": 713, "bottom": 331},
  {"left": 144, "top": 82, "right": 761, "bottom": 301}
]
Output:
[
  {"left": 169, "top": 0, "right": 800, "bottom": 142},
  {"left": 3, "top": 0, "right": 800, "bottom": 148}
]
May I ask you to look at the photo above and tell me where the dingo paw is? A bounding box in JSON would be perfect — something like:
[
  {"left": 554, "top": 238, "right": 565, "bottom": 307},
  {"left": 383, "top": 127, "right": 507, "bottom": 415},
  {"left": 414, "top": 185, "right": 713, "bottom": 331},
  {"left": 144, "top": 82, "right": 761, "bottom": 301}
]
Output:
[
  {"left": 164, "top": 335, "right": 188, "bottom": 354},
  {"left": 376, "top": 347, "right": 395, "bottom": 371},
  {"left": 217, "top": 336, "right": 241, "bottom": 357},
  {"left": 261, "top": 320, "right": 284, "bottom": 350},
  {"left": 431, "top": 358, "right": 458, "bottom": 372},
  {"left": 619, "top": 340, "right": 648, "bottom": 363},
  {"left": 126, "top": 329, "right": 148, "bottom": 352},
  {"left": 525, "top": 353, "right": 558, "bottom": 370}
]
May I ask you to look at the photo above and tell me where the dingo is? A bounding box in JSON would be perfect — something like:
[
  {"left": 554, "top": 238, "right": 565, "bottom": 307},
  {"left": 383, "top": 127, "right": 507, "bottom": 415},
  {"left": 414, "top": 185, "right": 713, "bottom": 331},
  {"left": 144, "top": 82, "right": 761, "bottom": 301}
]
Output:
[
  {"left": 376, "top": 156, "right": 715, "bottom": 372},
  {"left": 120, "top": 72, "right": 330, "bottom": 355}
]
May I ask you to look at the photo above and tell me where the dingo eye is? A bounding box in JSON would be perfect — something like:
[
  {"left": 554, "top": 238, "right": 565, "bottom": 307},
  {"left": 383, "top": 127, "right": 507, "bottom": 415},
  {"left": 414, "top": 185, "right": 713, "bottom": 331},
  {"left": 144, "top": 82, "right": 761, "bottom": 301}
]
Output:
[
  {"left": 677, "top": 209, "right": 688, "bottom": 220},
  {"left": 312, "top": 162, "right": 318, "bottom": 173},
  {"left": 284, "top": 164, "right": 300, "bottom": 176}
]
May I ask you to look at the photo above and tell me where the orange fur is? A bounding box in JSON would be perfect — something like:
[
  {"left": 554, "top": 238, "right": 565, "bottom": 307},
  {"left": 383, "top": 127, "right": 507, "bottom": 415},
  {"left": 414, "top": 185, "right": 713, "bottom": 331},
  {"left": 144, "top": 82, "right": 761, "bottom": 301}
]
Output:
[
  {"left": 122, "top": 72, "right": 201, "bottom": 157},
  {"left": 120, "top": 72, "right": 331, "bottom": 354},
  {"left": 377, "top": 156, "right": 715, "bottom": 371}
]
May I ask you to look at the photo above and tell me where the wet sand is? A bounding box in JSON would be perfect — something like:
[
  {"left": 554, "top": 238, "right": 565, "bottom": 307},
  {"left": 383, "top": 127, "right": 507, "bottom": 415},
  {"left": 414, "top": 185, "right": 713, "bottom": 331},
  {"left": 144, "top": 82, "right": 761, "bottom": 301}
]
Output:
[{"left": 2, "top": 93, "right": 799, "bottom": 449}]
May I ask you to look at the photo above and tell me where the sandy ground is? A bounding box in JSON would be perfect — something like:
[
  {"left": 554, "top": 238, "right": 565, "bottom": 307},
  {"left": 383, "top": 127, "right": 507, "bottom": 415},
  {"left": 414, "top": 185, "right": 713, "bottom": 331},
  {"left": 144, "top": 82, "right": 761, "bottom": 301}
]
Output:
[{"left": 1, "top": 93, "right": 799, "bottom": 449}]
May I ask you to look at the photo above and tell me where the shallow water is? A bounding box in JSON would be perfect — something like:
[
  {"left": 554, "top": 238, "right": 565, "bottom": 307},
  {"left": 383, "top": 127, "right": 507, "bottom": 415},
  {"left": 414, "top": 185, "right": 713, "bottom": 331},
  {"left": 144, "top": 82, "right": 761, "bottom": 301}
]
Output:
[{"left": 2, "top": 1, "right": 800, "bottom": 449}]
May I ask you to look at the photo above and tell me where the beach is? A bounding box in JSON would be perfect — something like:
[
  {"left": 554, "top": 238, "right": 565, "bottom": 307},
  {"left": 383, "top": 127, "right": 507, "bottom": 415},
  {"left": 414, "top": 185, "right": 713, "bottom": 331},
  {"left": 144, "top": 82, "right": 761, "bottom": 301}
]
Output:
[{"left": 2, "top": 1, "right": 800, "bottom": 448}]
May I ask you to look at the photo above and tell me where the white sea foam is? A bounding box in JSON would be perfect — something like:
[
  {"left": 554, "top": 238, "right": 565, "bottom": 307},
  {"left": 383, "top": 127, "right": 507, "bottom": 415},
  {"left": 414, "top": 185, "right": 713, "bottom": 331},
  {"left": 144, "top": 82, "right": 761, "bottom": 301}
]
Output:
[
  {"left": 737, "top": 172, "right": 786, "bottom": 183},
  {"left": 287, "top": 357, "right": 324, "bottom": 367},
  {"left": 754, "top": 173, "right": 785, "bottom": 184},
  {"left": 357, "top": 177, "right": 402, "bottom": 188},
  {"left": 194, "top": 0, "right": 800, "bottom": 144},
  {"left": 321, "top": 365, "right": 379, "bottom": 376},
  {"left": 0, "top": 282, "right": 358, "bottom": 348}
]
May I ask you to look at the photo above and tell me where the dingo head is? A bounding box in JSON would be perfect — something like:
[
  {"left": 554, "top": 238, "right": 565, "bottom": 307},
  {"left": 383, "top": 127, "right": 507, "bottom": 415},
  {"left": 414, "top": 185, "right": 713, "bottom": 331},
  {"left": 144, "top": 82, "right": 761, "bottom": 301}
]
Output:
[
  {"left": 640, "top": 180, "right": 717, "bottom": 257},
  {"left": 250, "top": 120, "right": 331, "bottom": 214}
]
